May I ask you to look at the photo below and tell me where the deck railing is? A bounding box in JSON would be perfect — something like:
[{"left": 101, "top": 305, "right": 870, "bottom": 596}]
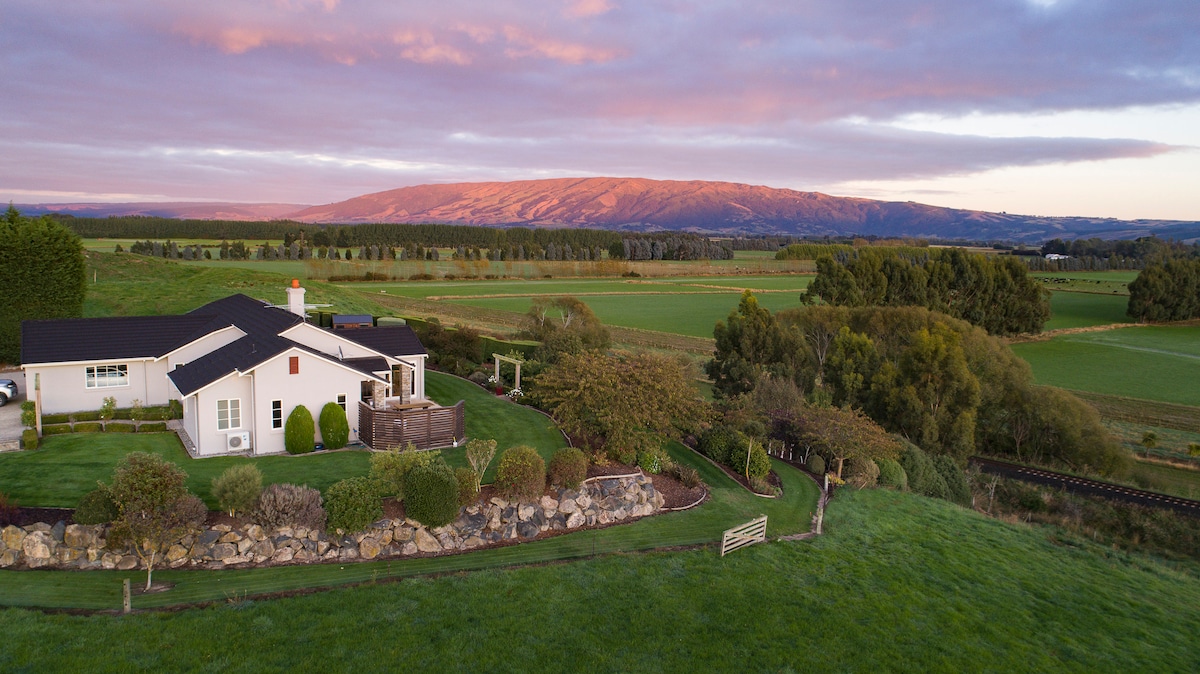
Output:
[{"left": 358, "top": 400, "right": 465, "bottom": 450}]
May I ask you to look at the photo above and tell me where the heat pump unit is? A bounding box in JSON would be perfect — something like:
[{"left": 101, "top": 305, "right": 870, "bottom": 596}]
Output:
[{"left": 226, "top": 431, "right": 251, "bottom": 451}]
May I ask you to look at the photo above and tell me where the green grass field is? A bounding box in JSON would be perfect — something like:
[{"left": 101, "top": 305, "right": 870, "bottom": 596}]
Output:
[
  {"left": 338, "top": 274, "right": 811, "bottom": 299},
  {"left": 1, "top": 489, "right": 1197, "bottom": 671},
  {"left": 1044, "top": 291, "right": 1133, "bottom": 330},
  {"left": 1012, "top": 325, "right": 1200, "bottom": 406}
]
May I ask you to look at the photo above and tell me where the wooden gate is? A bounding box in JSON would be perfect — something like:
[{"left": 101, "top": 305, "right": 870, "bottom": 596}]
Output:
[{"left": 720, "top": 515, "right": 768, "bottom": 556}]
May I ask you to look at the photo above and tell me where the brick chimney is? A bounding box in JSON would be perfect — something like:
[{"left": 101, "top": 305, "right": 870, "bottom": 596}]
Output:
[{"left": 286, "top": 279, "right": 306, "bottom": 318}]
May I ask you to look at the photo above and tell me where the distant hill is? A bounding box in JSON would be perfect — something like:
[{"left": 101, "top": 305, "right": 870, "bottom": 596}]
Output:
[
  {"left": 21, "top": 178, "right": 1200, "bottom": 243},
  {"left": 18, "top": 202, "right": 307, "bottom": 221}
]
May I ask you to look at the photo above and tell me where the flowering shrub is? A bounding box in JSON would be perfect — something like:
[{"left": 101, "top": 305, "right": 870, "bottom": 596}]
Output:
[
  {"left": 506, "top": 387, "right": 524, "bottom": 400},
  {"left": 487, "top": 375, "right": 499, "bottom": 385}
]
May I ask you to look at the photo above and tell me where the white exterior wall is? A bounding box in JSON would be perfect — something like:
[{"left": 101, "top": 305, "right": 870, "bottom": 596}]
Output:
[
  {"left": 24, "top": 359, "right": 171, "bottom": 414},
  {"left": 192, "top": 375, "right": 253, "bottom": 457},
  {"left": 248, "top": 350, "right": 372, "bottom": 455}
]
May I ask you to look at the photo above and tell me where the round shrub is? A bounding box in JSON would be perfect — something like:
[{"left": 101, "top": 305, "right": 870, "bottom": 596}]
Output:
[
  {"left": 324, "top": 476, "right": 382, "bottom": 533},
  {"left": 698, "top": 425, "right": 744, "bottom": 466},
  {"left": 806, "top": 454, "right": 826, "bottom": 476},
  {"left": 495, "top": 445, "right": 546, "bottom": 502},
  {"left": 456, "top": 467, "right": 480, "bottom": 506},
  {"left": 211, "top": 464, "right": 263, "bottom": 516},
  {"left": 404, "top": 461, "right": 460, "bottom": 527},
  {"left": 548, "top": 447, "right": 588, "bottom": 489},
  {"left": 875, "top": 458, "right": 908, "bottom": 491},
  {"left": 318, "top": 402, "right": 350, "bottom": 450},
  {"left": 74, "top": 485, "right": 118, "bottom": 524},
  {"left": 638, "top": 446, "right": 670, "bottom": 475},
  {"left": 285, "top": 405, "right": 315, "bottom": 454},
  {"left": 255, "top": 483, "right": 325, "bottom": 530},
  {"left": 746, "top": 442, "right": 771, "bottom": 480},
  {"left": 369, "top": 445, "right": 437, "bottom": 500},
  {"left": 900, "top": 442, "right": 948, "bottom": 500},
  {"left": 845, "top": 456, "right": 880, "bottom": 489}
]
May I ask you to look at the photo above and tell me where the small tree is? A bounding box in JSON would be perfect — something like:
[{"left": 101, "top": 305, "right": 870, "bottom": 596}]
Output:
[
  {"left": 548, "top": 447, "right": 587, "bottom": 490},
  {"left": 285, "top": 405, "right": 315, "bottom": 454},
  {"left": 98, "top": 396, "right": 117, "bottom": 426},
  {"left": 108, "top": 452, "right": 207, "bottom": 591},
  {"left": 465, "top": 438, "right": 498, "bottom": 491},
  {"left": 1142, "top": 431, "right": 1158, "bottom": 449},
  {"left": 318, "top": 402, "right": 350, "bottom": 449},
  {"left": 212, "top": 464, "right": 264, "bottom": 517},
  {"left": 129, "top": 399, "right": 146, "bottom": 427}
]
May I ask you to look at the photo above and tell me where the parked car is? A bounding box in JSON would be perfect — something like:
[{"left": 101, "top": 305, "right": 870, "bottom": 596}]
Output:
[{"left": 0, "top": 379, "right": 17, "bottom": 406}]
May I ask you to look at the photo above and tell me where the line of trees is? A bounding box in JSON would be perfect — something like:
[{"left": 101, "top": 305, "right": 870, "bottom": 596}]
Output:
[
  {"left": 802, "top": 248, "right": 1050, "bottom": 335},
  {"left": 1, "top": 206, "right": 86, "bottom": 364},
  {"left": 707, "top": 293, "right": 1129, "bottom": 475},
  {"left": 1127, "top": 259, "right": 1200, "bottom": 322}
]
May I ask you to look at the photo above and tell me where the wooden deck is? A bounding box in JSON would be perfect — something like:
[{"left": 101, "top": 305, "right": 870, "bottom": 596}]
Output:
[{"left": 359, "top": 400, "right": 465, "bottom": 450}]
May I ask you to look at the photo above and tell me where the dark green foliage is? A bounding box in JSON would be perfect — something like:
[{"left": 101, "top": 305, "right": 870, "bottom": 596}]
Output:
[
  {"left": 844, "top": 456, "right": 880, "bottom": 489},
  {"left": 72, "top": 422, "right": 102, "bottom": 433},
  {"left": 74, "top": 485, "right": 118, "bottom": 524},
  {"left": 934, "top": 456, "right": 971, "bottom": 505},
  {"left": 547, "top": 447, "right": 587, "bottom": 489},
  {"left": 1127, "top": 259, "right": 1200, "bottom": 322},
  {"left": 105, "top": 422, "right": 135, "bottom": 433},
  {"left": 413, "top": 322, "right": 484, "bottom": 374},
  {"left": 71, "top": 411, "right": 100, "bottom": 422},
  {"left": 697, "top": 425, "right": 747, "bottom": 467},
  {"left": 285, "top": 405, "right": 315, "bottom": 454},
  {"left": 455, "top": 467, "right": 480, "bottom": 506},
  {"left": 41, "top": 413, "right": 69, "bottom": 424},
  {"left": 21, "top": 429, "right": 38, "bottom": 449},
  {"left": 806, "top": 454, "right": 826, "bottom": 475},
  {"left": 495, "top": 445, "right": 546, "bottom": 502},
  {"left": 255, "top": 483, "right": 326, "bottom": 530},
  {"left": 324, "top": 476, "right": 382, "bottom": 533},
  {"left": 638, "top": 446, "right": 670, "bottom": 475},
  {"left": 0, "top": 206, "right": 86, "bottom": 363},
  {"left": 369, "top": 446, "right": 436, "bottom": 500},
  {"left": 875, "top": 458, "right": 908, "bottom": 490},
  {"left": 20, "top": 401, "right": 36, "bottom": 428},
  {"left": 745, "top": 442, "right": 771, "bottom": 480},
  {"left": 403, "top": 461, "right": 460, "bottom": 528},
  {"left": 136, "top": 422, "right": 168, "bottom": 433},
  {"left": 318, "top": 402, "right": 349, "bottom": 450},
  {"left": 707, "top": 291, "right": 799, "bottom": 397},
  {"left": 212, "top": 464, "right": 264, "bottom": 517},
  {"left": 41, "top": 424, "right": 72, "bottom": 435},
  {"left": 1142, "top": 431, "right": 1158, "bottom": 448},
  {"left": 900, "top": 443, "right": 949, "bottom": 500},
  {"left": 802, "top": 248, "right": 1050, "bottom": 336}
]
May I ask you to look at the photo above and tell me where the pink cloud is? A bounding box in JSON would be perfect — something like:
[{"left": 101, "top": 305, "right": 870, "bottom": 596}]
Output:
[
  {"left": 501, "top": 26, "right": 622, "bottom": 64},
  {"left": 566, "top": 0, "right": 614, "bottom": 19}
]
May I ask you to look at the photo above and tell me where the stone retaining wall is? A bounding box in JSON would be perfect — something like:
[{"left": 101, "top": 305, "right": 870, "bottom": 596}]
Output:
[{"left": 0, "top": 473, "right": 663, "bottom": 571}]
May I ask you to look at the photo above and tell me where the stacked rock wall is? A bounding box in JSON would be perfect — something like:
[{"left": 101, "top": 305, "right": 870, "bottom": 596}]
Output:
[{"left": 0, "top": 473, "right": 663, "bottom": 570}]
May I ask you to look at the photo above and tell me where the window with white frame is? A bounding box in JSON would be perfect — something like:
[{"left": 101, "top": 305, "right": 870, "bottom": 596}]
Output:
[
  {"left": 271, "top": 400, "right": 283, "bottom": 429},
  {"left": 337, "top": 394, "right": 347, "bottom": 411},
  {"left": 217, "top": 399, "right": 241, "bottom": 430},
  {"left": 85, "top": 364, "right": 128, "bottom": 389}
]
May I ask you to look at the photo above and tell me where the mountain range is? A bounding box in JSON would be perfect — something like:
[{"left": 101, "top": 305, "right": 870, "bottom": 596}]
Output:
[{"left": 20, "top": 177, "right": 1200, "bottom": 243}]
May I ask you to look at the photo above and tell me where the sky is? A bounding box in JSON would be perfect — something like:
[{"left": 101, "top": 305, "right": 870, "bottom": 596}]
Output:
[{"left": 1, "top": 0, "right": 1197, "bottom": 220}]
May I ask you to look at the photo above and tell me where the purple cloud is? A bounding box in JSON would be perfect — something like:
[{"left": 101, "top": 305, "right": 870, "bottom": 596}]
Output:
[{"left": 0, "top": 1, "right": 1195, "bottom": 205}]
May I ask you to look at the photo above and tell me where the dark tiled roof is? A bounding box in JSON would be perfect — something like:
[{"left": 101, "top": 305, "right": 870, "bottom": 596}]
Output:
[
  {"left": 337, "top": 326, "right": 427, "bottom": 357},
  {"left": 168, "top": 334, "right": 293, "bottom": 396},
  {"left": 342, "top": 357, "right": 389, "bottom": 376},
  {"left": 21, "top": 314, "right": 221, "bottom": 365},
  {"left": 20, "top": 294, "right": 301, "bottom": 365},
  {"left": 333, "top": 314, "right": 373, "bottom": 325}
]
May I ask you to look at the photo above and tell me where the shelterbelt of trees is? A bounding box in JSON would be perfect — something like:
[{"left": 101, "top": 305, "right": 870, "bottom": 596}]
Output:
[
  {"left": 1128, "top": 258, "right": 1200, "bottom": 322},
  {"left": 800, "top": 248, "right": 1049, "bottom": 336},
  {"left": 707, "top": 293, "right": 1128, "bottom": 476},
  {"left": 0, "top": 207, "right": 85, "bottom": 363},
  {"left": 55, "top": 215, "right": 732, "bottom": 261}
]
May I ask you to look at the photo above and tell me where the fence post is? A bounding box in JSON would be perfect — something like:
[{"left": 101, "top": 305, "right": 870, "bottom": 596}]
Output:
[{"left": 123, "top": 578, "right": 131, "bottom": 614}]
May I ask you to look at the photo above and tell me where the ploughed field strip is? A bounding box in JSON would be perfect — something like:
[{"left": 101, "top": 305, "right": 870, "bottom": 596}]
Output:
[
  {"left": 1071, "top": 390, "right": 1200, "bottom": 433},
  {"left": 971, "top": 457, "right": 1200, "bottom": 517}
]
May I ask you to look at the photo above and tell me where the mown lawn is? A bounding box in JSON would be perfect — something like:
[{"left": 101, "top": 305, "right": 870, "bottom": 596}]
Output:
[
  {"left": 1011, "top": 325, "right": 1200, "bottom": 406},
  {"left": 1, "top": 489, "right": 1198, "bottom": 671}
]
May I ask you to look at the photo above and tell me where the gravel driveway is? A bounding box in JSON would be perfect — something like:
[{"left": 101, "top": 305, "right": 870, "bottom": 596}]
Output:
[{"left": 0, "top": 370, "right": 27, "bottom": 447}]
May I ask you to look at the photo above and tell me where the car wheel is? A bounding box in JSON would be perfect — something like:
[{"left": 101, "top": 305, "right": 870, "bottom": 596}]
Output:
[{"left": 0, "top": 393, "right": 7, "bottom": 407}]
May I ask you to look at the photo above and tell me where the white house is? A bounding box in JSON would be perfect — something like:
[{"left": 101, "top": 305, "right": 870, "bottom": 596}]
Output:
[{"left": 21, "top": 282, "right": 430, "bottom": 456}]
